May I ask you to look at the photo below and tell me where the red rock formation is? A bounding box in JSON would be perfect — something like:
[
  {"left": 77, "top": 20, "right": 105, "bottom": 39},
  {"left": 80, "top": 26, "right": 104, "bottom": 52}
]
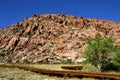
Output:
[{"left": 0, "top": 14, "right": 120, "bottom": 63}]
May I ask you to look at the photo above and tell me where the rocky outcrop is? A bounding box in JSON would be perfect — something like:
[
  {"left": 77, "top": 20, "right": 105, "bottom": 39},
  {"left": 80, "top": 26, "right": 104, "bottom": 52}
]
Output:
[
  {"left": 0, "top": 14, "right": 120, "bottom": 63},
  {"left": 5, "top": 37, "right": 18, "bottom": 50}
]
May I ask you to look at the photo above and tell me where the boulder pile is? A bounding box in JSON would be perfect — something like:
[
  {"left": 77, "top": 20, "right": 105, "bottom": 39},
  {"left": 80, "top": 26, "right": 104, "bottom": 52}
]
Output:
[{"left": 0, "top": 14, "right": 120, "bottom": 63}]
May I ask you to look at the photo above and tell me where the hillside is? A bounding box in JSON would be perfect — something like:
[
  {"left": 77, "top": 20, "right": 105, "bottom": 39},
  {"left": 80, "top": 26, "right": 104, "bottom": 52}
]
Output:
[{"left": 0, "top": 14, "right": 120, "bottom": 63}]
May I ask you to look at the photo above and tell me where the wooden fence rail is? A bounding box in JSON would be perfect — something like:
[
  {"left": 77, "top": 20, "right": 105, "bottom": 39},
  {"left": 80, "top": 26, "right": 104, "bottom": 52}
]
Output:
[
  {"left": 0, "top": 64, "right": 120, "bottom": 79},
  {"left": 61, "top": 66, "right": 83, "bottom": 70}
]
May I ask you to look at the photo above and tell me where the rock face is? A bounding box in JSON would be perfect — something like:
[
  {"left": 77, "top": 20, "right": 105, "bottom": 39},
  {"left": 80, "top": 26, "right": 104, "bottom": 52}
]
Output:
[{"left": 0, "top": 14, "right": 120, "bottom": 63}]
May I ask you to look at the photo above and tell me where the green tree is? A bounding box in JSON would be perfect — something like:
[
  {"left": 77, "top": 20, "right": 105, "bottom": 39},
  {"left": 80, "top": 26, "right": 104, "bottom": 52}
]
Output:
[
  {"left": 110, "top": 45, "right": 120, "bottom": 70},
  {"left": 83, "top": 35, "right": 114, "bottom": 71}
]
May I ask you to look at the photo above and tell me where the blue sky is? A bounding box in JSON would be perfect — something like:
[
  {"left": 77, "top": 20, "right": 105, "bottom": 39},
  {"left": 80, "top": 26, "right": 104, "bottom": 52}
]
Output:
[{"left": 0, "top": 0, "right": 120, "bottom": 28}]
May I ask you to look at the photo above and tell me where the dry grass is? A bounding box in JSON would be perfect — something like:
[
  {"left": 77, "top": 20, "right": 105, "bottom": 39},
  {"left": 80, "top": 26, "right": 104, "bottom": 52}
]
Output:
[
  {"left": 25, "top": 64, "right": 80, "bottom": 70},
  {"left": 0, "top": 67, "right": 42, "bottom": 80},
  {"left": 0, "top": 64, "right": 96, "bottom": 80}
]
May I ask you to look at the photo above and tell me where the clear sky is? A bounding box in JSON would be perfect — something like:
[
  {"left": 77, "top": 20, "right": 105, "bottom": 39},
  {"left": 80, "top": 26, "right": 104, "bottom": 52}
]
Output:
[{"left": 0, "top": 0, "right": 120, "bottom": 28}]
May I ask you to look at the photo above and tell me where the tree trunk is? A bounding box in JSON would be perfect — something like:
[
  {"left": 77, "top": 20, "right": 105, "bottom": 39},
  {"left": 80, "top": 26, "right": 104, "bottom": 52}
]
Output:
[{"left": 97, "top": 63, "right": 102, "bottom": 72}]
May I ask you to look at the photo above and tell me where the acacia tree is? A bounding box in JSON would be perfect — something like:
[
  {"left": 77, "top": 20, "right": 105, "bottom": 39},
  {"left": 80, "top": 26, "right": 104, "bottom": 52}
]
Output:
[{"left": 83, "top": 35, "right": 115, "bottom": 71}]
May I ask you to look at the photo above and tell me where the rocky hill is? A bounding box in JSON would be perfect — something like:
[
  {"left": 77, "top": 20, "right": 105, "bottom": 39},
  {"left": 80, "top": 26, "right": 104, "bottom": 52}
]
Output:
[{"left": 0, "top": 14, "right": 120, "bottom": 63}]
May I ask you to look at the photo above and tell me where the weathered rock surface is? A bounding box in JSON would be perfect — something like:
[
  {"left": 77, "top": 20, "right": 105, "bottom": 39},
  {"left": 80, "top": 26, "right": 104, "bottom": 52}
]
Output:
[{"left": 0, "top": 14, "right": 120, "bottom": 63}]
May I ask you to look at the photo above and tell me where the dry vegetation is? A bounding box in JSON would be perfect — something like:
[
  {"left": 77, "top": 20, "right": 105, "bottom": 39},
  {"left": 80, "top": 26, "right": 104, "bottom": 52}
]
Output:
[{"left": 0, "top": 64, "right": 95, "bottom": 80}]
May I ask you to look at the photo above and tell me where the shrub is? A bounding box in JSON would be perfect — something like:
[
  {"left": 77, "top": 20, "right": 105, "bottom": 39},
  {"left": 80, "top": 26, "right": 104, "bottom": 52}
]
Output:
[{"left": 82, "top": 63, "right": 99, "bottom": 73}]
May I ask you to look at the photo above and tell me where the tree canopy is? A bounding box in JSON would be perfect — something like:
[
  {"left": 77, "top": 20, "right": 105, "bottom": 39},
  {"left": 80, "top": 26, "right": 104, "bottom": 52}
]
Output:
[{"left": 83, "top": 35, "right": 120, "bottom": 71}]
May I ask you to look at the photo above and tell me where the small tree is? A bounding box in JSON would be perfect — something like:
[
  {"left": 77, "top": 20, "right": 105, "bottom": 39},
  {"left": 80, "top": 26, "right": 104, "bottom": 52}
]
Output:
[
  {"left": 83, "top": 35, "right": 114, "bottom": 71},
  {"left": 111, "top": 45, "right": 120, "bottom": 71}
]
